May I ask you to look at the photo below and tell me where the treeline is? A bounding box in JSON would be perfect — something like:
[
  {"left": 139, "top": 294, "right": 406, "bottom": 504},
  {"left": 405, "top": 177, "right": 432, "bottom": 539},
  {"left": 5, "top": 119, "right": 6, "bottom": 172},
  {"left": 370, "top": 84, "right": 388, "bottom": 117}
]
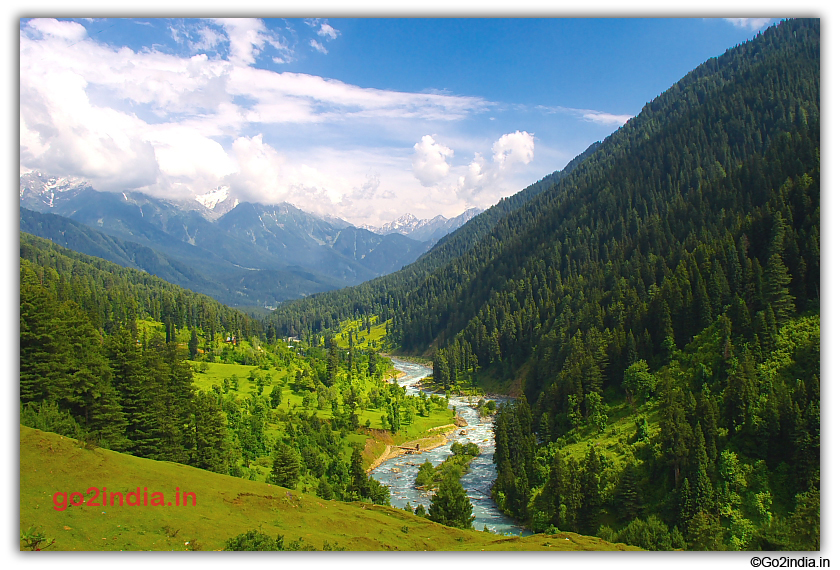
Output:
[
  {"left": 20, "top": 233, "right": 262, "bottom": 339},
  {"left": 21, "top": 262, "right": 227, "bottom": 462},
  {"left": 469, "top": 19, "right": 819, "bottom": 550},
  {"left": 18, "top": 235, "right": 397, "bottom": 506},
  {"left": 20, "top": 235, "right": 262, "bottom": 462}
]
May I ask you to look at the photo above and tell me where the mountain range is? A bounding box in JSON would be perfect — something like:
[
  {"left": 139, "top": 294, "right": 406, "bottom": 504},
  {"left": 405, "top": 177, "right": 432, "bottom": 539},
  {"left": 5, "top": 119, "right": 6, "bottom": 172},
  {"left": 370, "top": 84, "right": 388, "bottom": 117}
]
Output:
[
  {"left": 19, "top": 173, "right": 480, "bottom": 308},
  {"left": 362, "top": 209, "right": 483, "bottom": 243}
]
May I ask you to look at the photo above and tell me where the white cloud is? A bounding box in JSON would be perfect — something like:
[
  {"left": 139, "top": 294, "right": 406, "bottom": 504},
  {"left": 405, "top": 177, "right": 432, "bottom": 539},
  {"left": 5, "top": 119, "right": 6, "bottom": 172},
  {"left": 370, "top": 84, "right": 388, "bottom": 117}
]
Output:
[
  {"left": 317, "top": 23, "right": 339, "bottom": 41},
  {"left": 224, "top": 134, "right": 288, "bottom": 203},
  {"left": 581, "top": 111, "right": 633, "bottom": 126},
  {"left": 305, "top": 18, "right": 340, "bottom": 41},
  {"left": 214, "top": 18, "right": 273, "bottom": 66},
  {"left": 27, "top": 18, "right": 87, "bottom": 42},
  {"left": 724, "top": 18, "right": 774, "bottom": 31},
  {"left": 492, "top": 130, "right": 534, "bottom": 170},
  {"left": 145, "top": 126, "right": 237, "bottom": 187},
  {"left": 193, "top": 26, "right": 225, "bottom": 51},
  {"left": 412, "top": 135, "right": 454, "bottom": 187},
  {"left": 19, "top": 49, "right": 160, "bottom": 191},
  {"left": 310, "top": 39, "right": 328, "bottom": 55},
  {"left": 17, "top": 18, "right": 517, "bottom": 226},
  {"left": 537, "top": 104, "right": 631, "bottom": 127},
  {"left": 454, "top": 131, "right": 536, "bottom": 207}
]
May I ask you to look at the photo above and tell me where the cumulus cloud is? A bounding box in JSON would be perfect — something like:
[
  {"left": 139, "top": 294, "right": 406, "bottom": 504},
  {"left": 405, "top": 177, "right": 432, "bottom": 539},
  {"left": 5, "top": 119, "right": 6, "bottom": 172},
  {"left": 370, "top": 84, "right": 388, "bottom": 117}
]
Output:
[
  {"left": 18, "top": 18, "right": 512, "bottom": 226},
  {"left": 454, "top": 131, "right": 536, "bottom": 205},
  {"left": 19, "top": 51, "right": 160, "bottom": 191},
  {"left": 19, "top": 17, "right": 489, "bottom": 207},
  {"left": 492, "top": 131, "right": 534, "bottom": 170},
  {"left": 412, "top": 135, "right": 454, "bottom": 187},
  {"left": 224, "top": 134, "right": 287, "bottom": 203},
  {"left": 27, "top": 18, "right": 88, "bottom": 41},
  {"left": 724, "top": 18, "right": 773, "bottom": 31},
  {"left": 460, "top": 153, "right": 486, "bottom": 190}
]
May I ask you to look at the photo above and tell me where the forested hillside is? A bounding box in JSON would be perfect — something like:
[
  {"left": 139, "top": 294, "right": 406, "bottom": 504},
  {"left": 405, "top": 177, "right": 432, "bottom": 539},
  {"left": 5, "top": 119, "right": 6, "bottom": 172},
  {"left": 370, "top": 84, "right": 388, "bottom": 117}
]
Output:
[
  {"left": 20, "top": 232, "right": 452, "bottom": 508},
  {"left": 270, "top": 18, "right": 820, "bottom": 550},
  {"left": 268, "top": 142, "right": 599, "bottom": 336}
]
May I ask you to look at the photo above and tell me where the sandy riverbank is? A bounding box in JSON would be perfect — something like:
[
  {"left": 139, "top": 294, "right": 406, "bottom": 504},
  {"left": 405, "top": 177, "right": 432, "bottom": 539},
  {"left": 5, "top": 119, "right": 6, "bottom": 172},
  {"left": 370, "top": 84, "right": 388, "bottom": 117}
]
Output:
[{"left": 366, "top": 424, "right": 457, "bottom": 474}]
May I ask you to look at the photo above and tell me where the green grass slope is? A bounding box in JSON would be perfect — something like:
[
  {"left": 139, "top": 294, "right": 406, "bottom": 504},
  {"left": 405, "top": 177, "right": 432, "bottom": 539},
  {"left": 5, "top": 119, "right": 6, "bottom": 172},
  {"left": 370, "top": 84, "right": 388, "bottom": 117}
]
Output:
[{"left": 20, "top": 425, "right": 638, "bottom": 551}]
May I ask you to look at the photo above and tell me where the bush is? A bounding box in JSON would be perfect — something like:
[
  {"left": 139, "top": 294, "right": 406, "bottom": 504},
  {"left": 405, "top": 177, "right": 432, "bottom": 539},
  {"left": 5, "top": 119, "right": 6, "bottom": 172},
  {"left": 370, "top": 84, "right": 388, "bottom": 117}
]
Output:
[
  {"left": 224, "top": 530, "right": 313, "bottom": 551},
  {"left": 415, "top": 460, "right": 435, "bottom": 488},
  {"left": 20, "top": 401, "right": 84, "bottom": 440}
]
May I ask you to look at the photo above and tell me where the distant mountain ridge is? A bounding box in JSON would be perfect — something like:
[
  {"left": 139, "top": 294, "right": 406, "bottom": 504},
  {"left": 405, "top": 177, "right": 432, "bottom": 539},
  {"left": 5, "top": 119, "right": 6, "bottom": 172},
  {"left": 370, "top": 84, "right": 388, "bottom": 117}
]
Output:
[
  {"left": 362, "top": 208, "right": 483, "bottom": 243},
  {"left": 18, "top": 173, "right": 481, "bottom": 307}
]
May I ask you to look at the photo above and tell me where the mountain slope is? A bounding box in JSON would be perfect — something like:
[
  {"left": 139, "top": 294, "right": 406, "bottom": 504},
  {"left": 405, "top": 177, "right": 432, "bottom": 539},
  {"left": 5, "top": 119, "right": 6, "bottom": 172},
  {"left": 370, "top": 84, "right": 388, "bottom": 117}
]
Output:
[
  {"left": 20, "top": 208, "right": 342, "bottom": 308},
  {"left": 18, "top": 183, "right": 448, "bottom": 304}
]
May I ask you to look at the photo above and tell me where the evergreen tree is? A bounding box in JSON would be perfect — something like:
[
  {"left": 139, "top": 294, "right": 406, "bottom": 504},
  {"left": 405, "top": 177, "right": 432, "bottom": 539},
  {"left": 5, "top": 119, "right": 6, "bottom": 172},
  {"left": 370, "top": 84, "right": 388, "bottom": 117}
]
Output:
[
  {"left": 428, "top": 473, "right": 475, "bottom": 529},
  {"left": 188, "top": 328, "right": 199, "bottom": 360},
  {"left": 270, "top": 443, "right": 300, "bottom": 489},
  {"left": 191, "top": 391, "right": 230, "bottom": 474}
]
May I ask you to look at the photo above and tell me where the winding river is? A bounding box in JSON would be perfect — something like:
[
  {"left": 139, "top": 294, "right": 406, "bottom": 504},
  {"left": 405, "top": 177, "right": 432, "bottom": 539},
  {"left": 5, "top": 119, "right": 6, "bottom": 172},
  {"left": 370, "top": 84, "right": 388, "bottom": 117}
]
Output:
[{"left": 370, "top": 358, "right": 532, "bottom": 536}]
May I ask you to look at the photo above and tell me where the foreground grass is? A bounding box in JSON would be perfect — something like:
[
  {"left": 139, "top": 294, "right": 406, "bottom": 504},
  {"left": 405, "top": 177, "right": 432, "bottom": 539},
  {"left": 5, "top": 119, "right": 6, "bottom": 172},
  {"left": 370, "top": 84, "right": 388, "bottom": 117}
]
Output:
[{"left": 20, "top": 426, "right": 639, "bottom": 551}]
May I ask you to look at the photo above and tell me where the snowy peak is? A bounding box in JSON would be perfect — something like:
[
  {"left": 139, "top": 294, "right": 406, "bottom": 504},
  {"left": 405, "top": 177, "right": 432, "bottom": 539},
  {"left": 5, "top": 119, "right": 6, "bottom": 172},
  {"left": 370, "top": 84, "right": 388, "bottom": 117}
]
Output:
[
  {"left": 195, "top": 186, "right": 230, "bottom": 210},
  {"left": 363, "top": 208, "right": 483, "bottom": 243},
  {"left": 379, "top": 213, "right": 421, "bottom": 235},
  {"left": 193, "top": 186, "right": 239, "bottom": 219},
  {"left": 19, "top": 171, "right": 92, "bottom": 209}
]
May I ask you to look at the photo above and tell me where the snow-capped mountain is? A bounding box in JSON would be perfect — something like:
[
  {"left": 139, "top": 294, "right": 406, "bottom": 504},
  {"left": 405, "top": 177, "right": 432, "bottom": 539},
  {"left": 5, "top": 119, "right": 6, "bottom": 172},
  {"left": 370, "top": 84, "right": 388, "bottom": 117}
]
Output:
[
  {"left": 194, "top": 186, "right": 240, "bottom": 218},
  {"left": 19, "top": 171, "right": 92, "bottom": 210},
  {"left": 19, "top": 172, "right": 485, "bottom": 305},
  {"left": 363, "top": 207, "right": 483, "bottom": 243}
]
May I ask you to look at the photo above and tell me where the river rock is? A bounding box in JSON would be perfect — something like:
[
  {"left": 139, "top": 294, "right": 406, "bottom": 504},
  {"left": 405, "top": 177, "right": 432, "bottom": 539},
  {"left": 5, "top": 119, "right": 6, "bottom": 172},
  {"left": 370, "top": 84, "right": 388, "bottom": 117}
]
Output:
[{"left": 454, "top": 416, "right": 468, "bottom": 427}]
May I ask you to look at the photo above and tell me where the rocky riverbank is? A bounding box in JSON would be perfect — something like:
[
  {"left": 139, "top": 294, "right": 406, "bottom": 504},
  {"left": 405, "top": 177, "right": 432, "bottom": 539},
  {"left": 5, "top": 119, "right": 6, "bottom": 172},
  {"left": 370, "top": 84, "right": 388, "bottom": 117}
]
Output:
[{"left": 366, "top": 425, "right": 457, "bottom": 474}]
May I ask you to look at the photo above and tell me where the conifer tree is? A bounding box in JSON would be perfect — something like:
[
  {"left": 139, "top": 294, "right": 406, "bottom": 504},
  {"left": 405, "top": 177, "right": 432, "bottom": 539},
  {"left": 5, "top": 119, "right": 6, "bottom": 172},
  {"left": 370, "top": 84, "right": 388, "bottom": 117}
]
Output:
[
  {"left": 429, "top": 473, "right": 475, "bottom": 529},
  {"left": 270, "top": 443, "right": 300, "bottom": 489},
  {"left": 191, "top": 391, "right": 230, "bottom": 474}
]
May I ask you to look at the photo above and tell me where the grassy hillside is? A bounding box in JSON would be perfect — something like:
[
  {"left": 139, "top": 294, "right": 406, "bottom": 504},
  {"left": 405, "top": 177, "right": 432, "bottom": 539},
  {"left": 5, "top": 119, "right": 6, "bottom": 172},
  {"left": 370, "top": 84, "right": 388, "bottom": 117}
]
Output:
[
  {"left": 20, "top": 425, "right": 638, "bottom": 551},
  {"left": 333, "top": 315, "right": 390, "bottom": 352}
]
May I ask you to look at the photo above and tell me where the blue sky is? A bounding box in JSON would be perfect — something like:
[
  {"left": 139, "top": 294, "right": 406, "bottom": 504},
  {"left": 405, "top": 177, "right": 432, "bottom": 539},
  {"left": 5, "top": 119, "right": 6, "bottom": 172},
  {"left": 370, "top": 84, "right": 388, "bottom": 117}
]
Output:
[{"left": 19, "top": 16, "right": 784, "bottom": 226}]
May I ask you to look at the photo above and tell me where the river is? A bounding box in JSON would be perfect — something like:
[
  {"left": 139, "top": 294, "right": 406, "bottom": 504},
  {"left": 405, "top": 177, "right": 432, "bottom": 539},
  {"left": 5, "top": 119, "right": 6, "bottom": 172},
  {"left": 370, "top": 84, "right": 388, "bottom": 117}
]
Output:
[{"left": 369, "top": 357, "right": 532, "bottom": 536}]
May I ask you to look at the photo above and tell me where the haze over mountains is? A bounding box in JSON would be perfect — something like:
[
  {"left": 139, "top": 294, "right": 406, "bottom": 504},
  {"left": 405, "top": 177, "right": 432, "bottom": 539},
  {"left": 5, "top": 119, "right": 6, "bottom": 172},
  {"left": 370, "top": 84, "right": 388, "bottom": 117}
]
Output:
[{"left": 19, "top": 172, "right": 482, "bottom": 309}]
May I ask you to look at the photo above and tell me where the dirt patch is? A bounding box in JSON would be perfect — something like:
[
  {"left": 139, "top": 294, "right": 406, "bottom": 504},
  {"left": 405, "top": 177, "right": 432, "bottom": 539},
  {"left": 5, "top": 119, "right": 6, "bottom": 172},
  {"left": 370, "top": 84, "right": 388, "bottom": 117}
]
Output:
[{"left": 365, "top": 426, "right": 458, "bottom": 474}]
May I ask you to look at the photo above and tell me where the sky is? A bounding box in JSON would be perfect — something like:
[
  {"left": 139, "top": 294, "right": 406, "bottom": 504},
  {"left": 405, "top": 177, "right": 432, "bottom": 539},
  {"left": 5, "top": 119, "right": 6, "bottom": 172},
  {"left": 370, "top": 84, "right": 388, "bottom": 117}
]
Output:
[{"left": 19, "top": 16, "right": 785, "bottom": 227}]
